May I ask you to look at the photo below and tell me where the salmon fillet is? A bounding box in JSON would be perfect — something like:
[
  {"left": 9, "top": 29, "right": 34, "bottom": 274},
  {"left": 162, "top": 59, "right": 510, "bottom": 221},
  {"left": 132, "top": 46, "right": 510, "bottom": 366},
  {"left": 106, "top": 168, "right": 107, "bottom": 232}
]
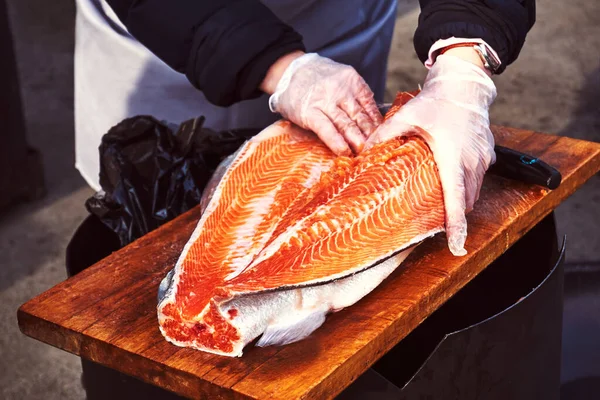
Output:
[{"left": 157, "top": 92, "right": 445, "bottom": 357}]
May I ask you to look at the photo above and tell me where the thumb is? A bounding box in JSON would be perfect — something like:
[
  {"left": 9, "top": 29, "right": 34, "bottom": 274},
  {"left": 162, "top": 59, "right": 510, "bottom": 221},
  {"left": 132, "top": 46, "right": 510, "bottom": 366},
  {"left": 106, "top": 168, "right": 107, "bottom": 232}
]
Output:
[
  {"left": 436, "top": 158, "right": 468, "bottom": 256},
  {"left": 363, "top": 118, "right": 415, "bottom": 151}
]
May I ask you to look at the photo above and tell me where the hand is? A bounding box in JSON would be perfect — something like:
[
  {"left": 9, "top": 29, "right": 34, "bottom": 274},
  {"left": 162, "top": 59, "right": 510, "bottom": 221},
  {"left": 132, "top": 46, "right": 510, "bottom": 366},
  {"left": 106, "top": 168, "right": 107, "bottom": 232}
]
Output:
[
  {"left": 365, "top": 53, "right": 497, "bottom": 256},
  {"left": 264, "top": 53, "right": 383, "bottom": 156}
]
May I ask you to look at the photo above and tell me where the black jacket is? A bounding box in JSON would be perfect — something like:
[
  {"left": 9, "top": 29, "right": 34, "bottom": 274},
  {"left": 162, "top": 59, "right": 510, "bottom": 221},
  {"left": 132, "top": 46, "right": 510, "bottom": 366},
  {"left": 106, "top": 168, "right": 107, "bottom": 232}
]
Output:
[{"left": 105, "top": 0, "right": 535, "bottom": 107}]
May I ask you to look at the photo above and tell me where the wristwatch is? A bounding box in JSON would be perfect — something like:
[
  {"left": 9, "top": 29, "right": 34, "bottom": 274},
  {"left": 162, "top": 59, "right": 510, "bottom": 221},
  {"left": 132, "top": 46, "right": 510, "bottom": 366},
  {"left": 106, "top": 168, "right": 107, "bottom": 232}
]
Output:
[
  {"left": 439, "top": 42, "right": 502, "bottom": 74},
  {"left": 472, "top": 43, "right": 502, "bottom": 74}
]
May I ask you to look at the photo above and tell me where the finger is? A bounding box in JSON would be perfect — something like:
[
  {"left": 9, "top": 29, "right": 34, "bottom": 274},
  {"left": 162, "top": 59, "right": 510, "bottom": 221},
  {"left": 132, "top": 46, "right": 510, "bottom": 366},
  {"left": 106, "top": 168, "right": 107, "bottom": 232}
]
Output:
[
  {"left": 474, "top": 129, "right": 496, "bottom": 170},
  {"left": 446, "top": 202, "right": 469, "bottom": 256},
  {"left": 472, "top": 173, "right": 484, "bottom": 207},
  {"left": 465, "top": 146, "right": 491, "bottom": 211},
  {"left": 463, "top": 166, "right": 478, "bottom": 213},
  {"left": 355, "top": 81, "right": 383, "bottom": 125},
  {"left": 363, "top": 117, "right": 415, "bottom": 151},
  {"left": 437, "top": 160, "right": 468, "bottom": 256},
  {"left": 473, "top": 158, "right": 488, "bottom": 206},
  {"left": 484, "top": 128, "right": 496, "bottom": 165},
  {"left": 309, "top": 111, "right": 353, "bottom": 156},
  {"left": 338, "top": 98, "right": 377, "bottom": 137},
  {"left": 328, "top": 107, "right": 366, "bottom": 154}
]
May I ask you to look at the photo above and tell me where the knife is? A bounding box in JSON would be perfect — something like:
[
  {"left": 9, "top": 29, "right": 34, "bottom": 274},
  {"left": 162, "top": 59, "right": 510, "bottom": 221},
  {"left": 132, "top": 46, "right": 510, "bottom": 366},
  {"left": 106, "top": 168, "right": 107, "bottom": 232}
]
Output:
[
  {"left": 489, "top": 145, "right": 561, "bottom": 190},
  {"left": 376, "top": 104, "right": 561, "bottom": 190}
]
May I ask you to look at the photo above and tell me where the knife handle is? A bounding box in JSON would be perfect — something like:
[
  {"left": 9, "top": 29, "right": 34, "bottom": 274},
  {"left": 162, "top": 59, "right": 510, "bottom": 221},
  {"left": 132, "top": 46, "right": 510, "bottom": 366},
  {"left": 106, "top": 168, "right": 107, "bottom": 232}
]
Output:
[{"left": 489, "top": 145, "right": 562, "bottom": 190}]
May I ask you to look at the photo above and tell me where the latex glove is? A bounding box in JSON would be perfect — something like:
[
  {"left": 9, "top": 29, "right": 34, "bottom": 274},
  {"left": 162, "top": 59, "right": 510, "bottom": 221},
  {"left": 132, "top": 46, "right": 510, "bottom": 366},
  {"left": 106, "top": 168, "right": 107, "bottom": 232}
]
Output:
[
  {"left": 269, "top": 53, "right": 383, "bottom": 155},
  {"left": 365, "top": 54, "right": 497, "bottom": 256}
]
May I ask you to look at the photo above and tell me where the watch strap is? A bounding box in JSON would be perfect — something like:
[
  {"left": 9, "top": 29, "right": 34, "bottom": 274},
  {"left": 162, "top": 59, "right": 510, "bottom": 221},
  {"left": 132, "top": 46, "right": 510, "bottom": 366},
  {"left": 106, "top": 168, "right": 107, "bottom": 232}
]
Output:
[{"left": 438, "top": 42, "right": 501, "bottom": 74}]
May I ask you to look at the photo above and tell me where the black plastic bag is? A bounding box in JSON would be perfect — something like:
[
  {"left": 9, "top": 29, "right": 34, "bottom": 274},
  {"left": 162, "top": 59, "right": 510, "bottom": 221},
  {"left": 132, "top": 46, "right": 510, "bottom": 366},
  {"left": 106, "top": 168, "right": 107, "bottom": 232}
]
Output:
[{"left": 85, "top": 115, "right": 259, "bottom": 247}]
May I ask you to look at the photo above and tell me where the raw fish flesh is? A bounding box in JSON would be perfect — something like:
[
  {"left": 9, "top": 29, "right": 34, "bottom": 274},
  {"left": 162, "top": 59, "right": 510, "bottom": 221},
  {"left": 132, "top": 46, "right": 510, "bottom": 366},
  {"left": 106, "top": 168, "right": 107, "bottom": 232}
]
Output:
[{"left": 157, "top": 92, "right": 445, "bottom": 357}]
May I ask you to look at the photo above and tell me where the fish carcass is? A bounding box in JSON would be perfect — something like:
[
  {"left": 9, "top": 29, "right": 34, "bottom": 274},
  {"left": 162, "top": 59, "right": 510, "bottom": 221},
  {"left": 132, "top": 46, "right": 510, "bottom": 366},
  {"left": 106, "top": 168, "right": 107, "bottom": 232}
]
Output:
[{"left": 157, "top": 92, "right": 446, "bottom": 357}]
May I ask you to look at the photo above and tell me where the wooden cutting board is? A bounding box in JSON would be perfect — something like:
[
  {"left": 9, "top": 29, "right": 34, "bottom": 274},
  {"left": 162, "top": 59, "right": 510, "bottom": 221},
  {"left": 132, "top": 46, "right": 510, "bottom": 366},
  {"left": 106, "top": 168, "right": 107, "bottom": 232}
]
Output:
[{"left": 18, "top": 127, "right": 600, "bottom": 399}]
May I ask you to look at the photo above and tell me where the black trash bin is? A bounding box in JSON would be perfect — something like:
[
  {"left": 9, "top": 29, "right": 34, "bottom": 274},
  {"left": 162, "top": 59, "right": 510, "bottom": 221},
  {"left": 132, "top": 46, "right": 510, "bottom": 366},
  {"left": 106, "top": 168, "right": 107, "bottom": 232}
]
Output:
[
  {"left": 66, "top": 214, "right": 564, "bottom": 400},
  {"left": 369, "top": 213, "right": 565, "bottom": 400},
  {"left": 66, "top": 215, "right": 185, "bottom": 400}
]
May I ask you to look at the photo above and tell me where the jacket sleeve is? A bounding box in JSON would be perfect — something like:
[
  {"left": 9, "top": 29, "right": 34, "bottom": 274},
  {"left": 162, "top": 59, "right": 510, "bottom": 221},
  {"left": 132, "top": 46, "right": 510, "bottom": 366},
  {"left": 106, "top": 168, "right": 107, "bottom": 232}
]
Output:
[
  {"left": 414, "top": 0, "right": 536, "bottom": 74},
  {"left": 105, "top": 0, "right": 305, "bottom": 107}
]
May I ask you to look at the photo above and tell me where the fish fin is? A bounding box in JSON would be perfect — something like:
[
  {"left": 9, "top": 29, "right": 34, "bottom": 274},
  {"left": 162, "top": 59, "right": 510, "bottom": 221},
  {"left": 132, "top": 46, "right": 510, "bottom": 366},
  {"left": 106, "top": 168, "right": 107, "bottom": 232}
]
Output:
[
  {"left": 256, "top": 309, "right": 327, "bottom": 347},
  {"left": 157, "top": 268, "right": 175, "bottom": 304}
]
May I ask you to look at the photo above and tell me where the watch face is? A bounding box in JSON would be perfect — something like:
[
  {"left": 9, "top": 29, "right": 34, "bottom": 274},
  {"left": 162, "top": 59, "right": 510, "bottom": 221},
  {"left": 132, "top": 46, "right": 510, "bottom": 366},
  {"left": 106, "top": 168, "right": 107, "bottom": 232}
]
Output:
[{"left": 475, "top": 44, "right": 501, "bottom": 74}]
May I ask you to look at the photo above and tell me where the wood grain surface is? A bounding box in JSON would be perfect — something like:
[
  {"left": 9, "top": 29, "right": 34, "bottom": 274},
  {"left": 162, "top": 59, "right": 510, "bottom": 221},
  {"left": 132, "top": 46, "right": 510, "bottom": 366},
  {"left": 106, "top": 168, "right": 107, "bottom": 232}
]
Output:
[{"left": 18, "top": 127, "right": 600, "bottom": 399}]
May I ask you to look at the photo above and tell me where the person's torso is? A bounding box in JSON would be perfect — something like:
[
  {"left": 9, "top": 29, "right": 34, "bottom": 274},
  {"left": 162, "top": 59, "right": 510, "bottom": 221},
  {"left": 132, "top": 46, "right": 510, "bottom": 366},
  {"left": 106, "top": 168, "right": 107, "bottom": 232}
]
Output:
[
  {"left": 96, "top": 0, "right": 397, "bottom": 55},
  {"left": 75, "top": 0, "right": 399, "bottom": 191}
]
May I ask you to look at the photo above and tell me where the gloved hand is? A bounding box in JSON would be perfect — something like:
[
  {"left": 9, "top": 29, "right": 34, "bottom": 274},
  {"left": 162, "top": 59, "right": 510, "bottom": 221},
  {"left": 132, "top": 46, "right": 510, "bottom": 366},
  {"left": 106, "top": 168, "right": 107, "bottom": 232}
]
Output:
[
  {"left": 269, "top": 53, "right": 383, "bottom": 156},
  {"left": 365, "top": 54, "right": 497, "bottom": 256}
]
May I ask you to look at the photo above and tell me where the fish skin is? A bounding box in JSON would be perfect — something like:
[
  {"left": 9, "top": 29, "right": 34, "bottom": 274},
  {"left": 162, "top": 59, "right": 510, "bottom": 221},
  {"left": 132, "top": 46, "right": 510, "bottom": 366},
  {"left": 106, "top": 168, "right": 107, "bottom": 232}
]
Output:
[
  {"left": 157, "top": 92, "right": 446, "bottom": 357},
  {"left": 161, "top": 247, "right": 415, "bottom": 357},
  {"left": 252, "top": 247, "right": 415, "bottom": 348}
]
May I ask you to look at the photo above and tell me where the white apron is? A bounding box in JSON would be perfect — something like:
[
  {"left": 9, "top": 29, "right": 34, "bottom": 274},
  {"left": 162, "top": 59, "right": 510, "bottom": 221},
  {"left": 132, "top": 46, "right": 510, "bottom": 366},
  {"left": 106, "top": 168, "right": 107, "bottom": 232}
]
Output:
[{"left": 75, "top": 0, "right": 398, "bottom": 191}]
